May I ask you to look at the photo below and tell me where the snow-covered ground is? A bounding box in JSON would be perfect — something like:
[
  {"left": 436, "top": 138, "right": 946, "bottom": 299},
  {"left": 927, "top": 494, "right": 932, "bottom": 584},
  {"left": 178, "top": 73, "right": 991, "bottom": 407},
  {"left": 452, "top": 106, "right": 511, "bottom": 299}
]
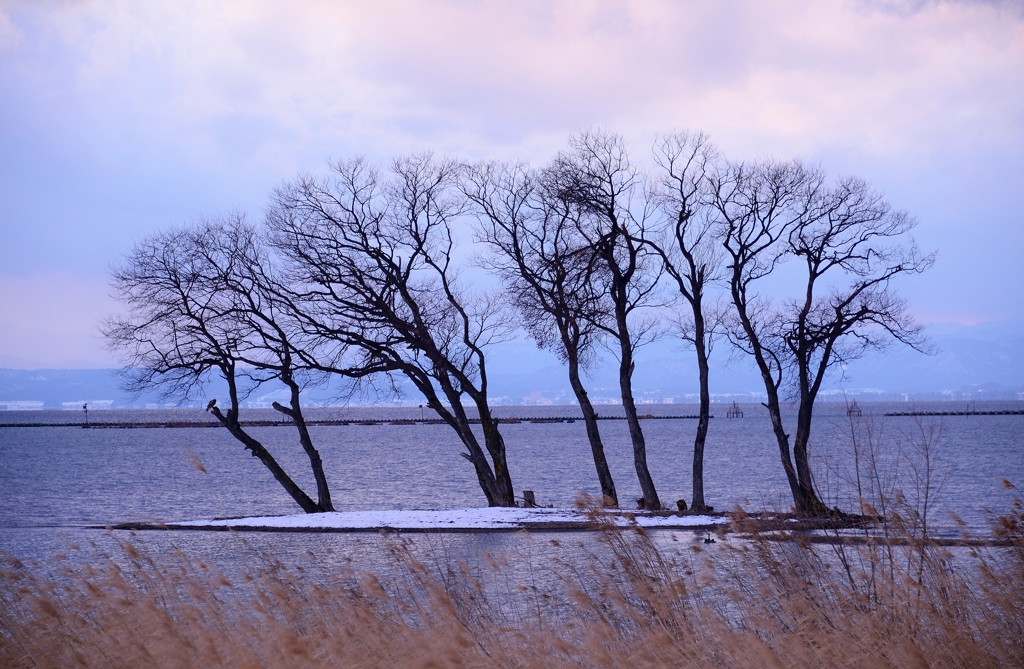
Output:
[{"left": 169, "top": 507, "right": 730, "bottom": 532}]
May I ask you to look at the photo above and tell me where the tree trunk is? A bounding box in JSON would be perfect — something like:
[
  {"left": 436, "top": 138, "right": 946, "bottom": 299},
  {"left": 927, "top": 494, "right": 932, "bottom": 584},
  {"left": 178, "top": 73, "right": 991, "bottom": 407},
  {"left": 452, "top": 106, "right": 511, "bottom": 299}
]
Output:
[
  {"left": 691, "top": 318, "right": 711, "bottom": 511},
  {"left": 211, "top": 406, "right": 321, "bottom": 514},
  {"left": 272, "top": 381, "right": 334, "bottom": 512},
  {"left": 461, "top": 426, "right": 505, "bottom": 507},
  {"left": 618, "top": 334, "right": 660, "bottom": 510},
  {"left": 479, "top": 404, "right": 516, "bottom": 507},
  {"left": 423, "top": 382, "right": 506, "bottom": 507},
  {"left": 733, "top": 286, "right": 809, "bottom": 513},
  {"left": 761, "top": 386, "right": 804, "bottom": 510},
  {"left": 792, "top": 399, "right": 827, "bottom": 513},
  {"left": 464, "top": 442, "right": 503, "bottom": 506},
  {"left": 566, "top": 349, "right": 618, "bottom": 507}
]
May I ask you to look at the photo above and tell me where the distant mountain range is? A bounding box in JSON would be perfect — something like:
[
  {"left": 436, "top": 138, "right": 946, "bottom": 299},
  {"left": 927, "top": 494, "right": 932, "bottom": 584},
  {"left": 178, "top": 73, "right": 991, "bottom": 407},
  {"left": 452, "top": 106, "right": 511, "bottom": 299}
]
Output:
[
  {"left": 482, "top": 319, "right": 1024, "bottom": 405},
  {"left": 2, "top": 318, "right": 1022, "bottom": 410}
]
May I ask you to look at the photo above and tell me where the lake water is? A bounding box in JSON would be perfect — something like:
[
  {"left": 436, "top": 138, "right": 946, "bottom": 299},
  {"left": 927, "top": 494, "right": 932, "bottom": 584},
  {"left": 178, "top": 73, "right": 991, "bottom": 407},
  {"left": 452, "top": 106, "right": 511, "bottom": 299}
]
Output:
[{"left": 2, "top": 400, "right": 1022, "bottom": 565}]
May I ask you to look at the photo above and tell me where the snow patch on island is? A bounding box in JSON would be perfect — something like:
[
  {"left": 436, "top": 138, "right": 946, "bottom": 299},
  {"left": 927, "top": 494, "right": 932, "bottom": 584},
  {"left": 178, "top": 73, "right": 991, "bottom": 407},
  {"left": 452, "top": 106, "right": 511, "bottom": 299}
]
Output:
[{"left": 170, "top": 507, "right": 729, "bottom": 531}]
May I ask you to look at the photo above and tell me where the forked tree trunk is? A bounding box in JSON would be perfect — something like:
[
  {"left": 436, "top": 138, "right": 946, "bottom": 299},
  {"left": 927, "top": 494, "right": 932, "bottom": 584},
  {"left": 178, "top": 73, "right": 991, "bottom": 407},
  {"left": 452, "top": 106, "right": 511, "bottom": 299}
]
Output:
[
  {"left": 211, "top": 404, "right": 322, "bottom": 514},
  {"left": 617, "top": 330, "right": 660, "bottom": 510},
  {"left": 422, "top": 376, "right": 511, "bottom": 507},
  {"left": 792, "top": 400, "right": 827, "bottom": 513},
  {"left": 566, "top": 349, "right": 618, "bottom": 507},
  {"left": 272, "top": 378, "right": 334, "bottom": 512}
]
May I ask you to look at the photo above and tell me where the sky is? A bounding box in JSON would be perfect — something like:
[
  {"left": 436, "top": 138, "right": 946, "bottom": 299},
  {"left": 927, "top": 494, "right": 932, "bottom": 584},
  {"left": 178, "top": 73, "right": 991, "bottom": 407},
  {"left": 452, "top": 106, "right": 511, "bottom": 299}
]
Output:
[{"left": 1, "top": 0, "right": 1022, "bottom": 369}]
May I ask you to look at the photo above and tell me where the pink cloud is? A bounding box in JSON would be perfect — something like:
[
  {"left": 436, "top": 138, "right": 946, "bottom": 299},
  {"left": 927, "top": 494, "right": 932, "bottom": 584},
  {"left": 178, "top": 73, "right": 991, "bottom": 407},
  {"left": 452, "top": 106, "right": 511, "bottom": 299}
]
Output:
[{"left": 6, "top": 0, "right": 1020, "bottom": 160}]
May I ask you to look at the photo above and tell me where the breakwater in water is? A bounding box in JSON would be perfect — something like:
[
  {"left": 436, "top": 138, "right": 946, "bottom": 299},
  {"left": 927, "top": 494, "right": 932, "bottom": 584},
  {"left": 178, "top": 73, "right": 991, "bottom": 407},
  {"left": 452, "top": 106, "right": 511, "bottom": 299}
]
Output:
[
  {"left": 0, "top": 414, "right": 709, "bottom": 429},
  {"left": 884, "top": 409, "right": 1024, "bottom": 416}
]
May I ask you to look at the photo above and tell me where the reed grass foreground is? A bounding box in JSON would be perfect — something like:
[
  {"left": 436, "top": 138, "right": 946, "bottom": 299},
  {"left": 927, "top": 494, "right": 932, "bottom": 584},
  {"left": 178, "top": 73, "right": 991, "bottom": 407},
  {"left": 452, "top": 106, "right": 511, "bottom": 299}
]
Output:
[{"left": 3, "top": 490, "right": 1023, "bottom": 668}]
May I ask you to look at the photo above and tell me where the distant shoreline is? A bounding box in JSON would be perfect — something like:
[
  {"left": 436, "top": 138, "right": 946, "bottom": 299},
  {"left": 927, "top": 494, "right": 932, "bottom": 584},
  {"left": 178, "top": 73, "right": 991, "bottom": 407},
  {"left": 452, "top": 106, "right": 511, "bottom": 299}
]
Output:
[
  {"left": 0, "top": 414, "right": 712, "bottom": 429},
  {"left": 5, "top": 407, "right": 1024, "bottom": 429}
]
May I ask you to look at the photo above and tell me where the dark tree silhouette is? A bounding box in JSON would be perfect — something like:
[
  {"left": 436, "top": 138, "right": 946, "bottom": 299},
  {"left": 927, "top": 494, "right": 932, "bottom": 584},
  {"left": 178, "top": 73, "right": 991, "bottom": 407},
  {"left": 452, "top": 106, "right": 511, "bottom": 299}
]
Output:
[
  {"left": 713, "top": 160, "right": 934, "bottom": 513},
  {"left": 104, "top": 132, "right": 935, "bottom": 518},
  {"left": 549, "top": 131, "right": 665, "bottom": 510},
  {"left": 105, "top": 217, "right": 341, "bottom": 513},
  {"left": 268, "top": 155, "right": 519, "bottom": 507},
  {"left": 465, "top": 160, "right": 619, "bottom": 507},
  {"left": 645, "top": 131, "right": 724, "bottom": 512}
]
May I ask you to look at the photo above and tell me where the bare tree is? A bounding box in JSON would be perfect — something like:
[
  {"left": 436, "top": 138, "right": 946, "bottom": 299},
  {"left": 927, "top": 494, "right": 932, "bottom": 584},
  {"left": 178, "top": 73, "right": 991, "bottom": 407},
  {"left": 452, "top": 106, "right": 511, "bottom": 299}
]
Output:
[
  {"left": 105, "top": 217, "right": 341, "bottom": 513},
  {"left": 549, "top": 130, "right": 664, "bottom": 510},
  {"left": 465, "top": 160, "right": 619, "bottom": 507},
  {"left": 268, "top": 155, "right": 519, "bottom": 507},
  {"left": 645, "top": 131, "right": 723, "bottom": 512},
  {"left": 713, "top": 160, "right": 934, "bottom": 513}
]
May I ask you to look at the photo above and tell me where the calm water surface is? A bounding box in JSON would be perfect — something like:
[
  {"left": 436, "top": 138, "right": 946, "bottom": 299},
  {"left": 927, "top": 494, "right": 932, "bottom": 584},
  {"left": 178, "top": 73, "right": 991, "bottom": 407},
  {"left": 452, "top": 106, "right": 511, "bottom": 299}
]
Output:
[{"left": 2, "top": 401, "right": 1022, "bottom": 564}]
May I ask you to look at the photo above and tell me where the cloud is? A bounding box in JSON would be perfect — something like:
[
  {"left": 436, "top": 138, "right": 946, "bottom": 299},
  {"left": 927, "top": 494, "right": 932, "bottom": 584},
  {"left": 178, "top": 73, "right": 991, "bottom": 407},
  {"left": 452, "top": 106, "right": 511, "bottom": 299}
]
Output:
[
  {"left": 0, "top": 10, "right": 20, "bottom": 51},
  {"left": 1, "top": 1, "right": 1022, "bottom": 366},
  {"left": 5, "top": 0, "right": 1021, "bottom": 161}
]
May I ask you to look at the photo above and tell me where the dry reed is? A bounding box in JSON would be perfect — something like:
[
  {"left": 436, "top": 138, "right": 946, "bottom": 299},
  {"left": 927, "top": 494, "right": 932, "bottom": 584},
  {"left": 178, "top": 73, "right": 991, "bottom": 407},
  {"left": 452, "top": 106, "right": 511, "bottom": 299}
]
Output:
[{"left": 2, "top": 488, "right": 1022, "bottom": 669}]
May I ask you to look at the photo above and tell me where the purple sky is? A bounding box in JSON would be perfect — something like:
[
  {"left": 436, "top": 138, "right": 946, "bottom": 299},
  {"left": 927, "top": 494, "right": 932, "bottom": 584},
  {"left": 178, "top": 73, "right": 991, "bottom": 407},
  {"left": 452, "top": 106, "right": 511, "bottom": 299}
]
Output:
[{"left": 1, "top": 0, "right": 1022, "bottom": 368}]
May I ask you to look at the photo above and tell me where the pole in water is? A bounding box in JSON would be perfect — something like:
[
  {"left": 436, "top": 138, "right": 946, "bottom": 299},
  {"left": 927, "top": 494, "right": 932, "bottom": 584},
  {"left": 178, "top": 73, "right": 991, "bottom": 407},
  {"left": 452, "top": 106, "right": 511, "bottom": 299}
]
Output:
[{"left": 83, "top": 403, "right": 89, "bottom": 427}]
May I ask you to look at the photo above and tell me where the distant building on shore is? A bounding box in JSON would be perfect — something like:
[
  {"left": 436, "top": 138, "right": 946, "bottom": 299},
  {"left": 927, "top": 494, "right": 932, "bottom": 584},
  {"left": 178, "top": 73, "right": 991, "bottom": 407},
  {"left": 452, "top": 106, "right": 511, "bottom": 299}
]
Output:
[
  {"left": 61, "top": 400, "right": 114, "bottom": 410},
  {"left": 1, "top": 401, "right": 44, "bottom": 411}
]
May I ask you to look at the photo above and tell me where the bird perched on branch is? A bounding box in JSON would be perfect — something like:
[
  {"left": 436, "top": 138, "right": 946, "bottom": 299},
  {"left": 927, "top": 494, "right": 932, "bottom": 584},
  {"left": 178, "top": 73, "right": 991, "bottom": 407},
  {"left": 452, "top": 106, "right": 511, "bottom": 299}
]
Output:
[{"left": 206, "top": 399, "right": 217, "bottom": 412}]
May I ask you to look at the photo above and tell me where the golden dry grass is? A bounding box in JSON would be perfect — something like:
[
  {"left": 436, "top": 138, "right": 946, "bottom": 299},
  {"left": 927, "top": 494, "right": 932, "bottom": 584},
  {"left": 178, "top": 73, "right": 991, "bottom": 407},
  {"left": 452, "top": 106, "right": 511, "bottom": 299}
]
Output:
[{"left": 2, "top": 493, "right": 1022, "bottom": 669}]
